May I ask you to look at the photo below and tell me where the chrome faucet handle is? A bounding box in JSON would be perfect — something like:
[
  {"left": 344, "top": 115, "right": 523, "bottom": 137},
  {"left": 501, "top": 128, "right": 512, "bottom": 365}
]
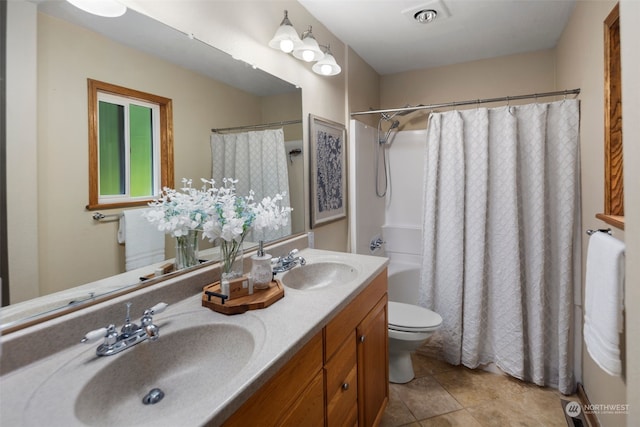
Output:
[
  {"left": 81, "top": 324, "right": 117, "bottom": 346},
  {"left": 146, "top": 302, "right": 168, "bottom": 315},
  {"left": 139, "top": 302, "right": 168, "bottom": 342},
  {"left": 286, "top": 249, "right": 299, "bottom": 259}
]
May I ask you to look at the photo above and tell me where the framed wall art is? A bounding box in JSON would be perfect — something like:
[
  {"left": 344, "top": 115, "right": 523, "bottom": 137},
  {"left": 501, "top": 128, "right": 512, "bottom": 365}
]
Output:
[{"left": 309, "top": 114, "right": 347, "bottom": 228}]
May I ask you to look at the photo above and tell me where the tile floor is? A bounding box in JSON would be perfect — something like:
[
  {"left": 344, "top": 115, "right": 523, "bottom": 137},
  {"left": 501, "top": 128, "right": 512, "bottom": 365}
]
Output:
[{"left": 381, "top": 351, "right": 580, "bottom": 427}]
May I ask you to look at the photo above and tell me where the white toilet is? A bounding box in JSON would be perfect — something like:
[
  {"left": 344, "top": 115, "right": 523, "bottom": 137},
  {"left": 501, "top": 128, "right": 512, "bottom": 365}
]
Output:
[
  {"left": 380, "top": 225, "right": 444, "bottom": 383},
  {"left": 388, "top": 301, "right": 442, "bottom": 383}
]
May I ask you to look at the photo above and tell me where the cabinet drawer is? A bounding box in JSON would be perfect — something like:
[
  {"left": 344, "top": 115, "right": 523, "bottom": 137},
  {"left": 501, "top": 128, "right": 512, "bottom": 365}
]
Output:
[
  {"left": 326, "top": 336, "right": 357, "bottom": 427},
  {"left": 325, "top": 269, "right": 387, "bottom": 359}
]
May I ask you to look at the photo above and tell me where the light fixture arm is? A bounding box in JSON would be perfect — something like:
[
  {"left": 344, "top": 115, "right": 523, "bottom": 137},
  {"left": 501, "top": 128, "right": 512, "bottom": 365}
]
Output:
[{"left": 280, "top": 10, "right": 294, "bottom": 27}]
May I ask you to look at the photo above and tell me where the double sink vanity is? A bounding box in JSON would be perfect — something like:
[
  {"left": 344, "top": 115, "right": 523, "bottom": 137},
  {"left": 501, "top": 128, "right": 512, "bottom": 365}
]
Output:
[{"left": 0, "top": 237, "right": 389, "bottom": 426}]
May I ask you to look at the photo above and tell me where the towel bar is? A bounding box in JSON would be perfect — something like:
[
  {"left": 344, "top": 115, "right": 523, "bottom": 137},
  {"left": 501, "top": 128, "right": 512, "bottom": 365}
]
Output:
[
  {"left": 586, "top": 228, "right": 612, "bottom": 236},
  {"left": 92, "top": 212, "right": 120, "bottom": 221}
]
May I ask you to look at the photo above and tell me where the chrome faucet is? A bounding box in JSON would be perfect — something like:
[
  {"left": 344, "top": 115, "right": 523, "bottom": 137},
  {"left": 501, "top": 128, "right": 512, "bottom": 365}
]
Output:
[
  {"left": 272, "top": 249, "right": 306, "bottom": 274},
  {"left": 369, "top": 236, "right": 385, "bottom": 252},
  {"left": 81, "top": 302, "right": 168, "bottom": 357}
]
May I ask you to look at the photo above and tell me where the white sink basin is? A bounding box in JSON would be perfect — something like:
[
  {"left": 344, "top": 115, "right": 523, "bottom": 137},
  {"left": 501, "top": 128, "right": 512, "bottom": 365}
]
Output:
[
  {"left": 281, "top": 262, "right": 359, "bottom": 290},
  {"left": 25, "top": 318, "right": 264, "bottom": 427}
]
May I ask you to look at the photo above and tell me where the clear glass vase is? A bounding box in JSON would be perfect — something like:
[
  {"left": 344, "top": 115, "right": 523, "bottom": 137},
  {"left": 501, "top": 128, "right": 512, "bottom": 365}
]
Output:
[
  {"left": 175, "top": 230, "right": 200, "bottom": 270},
  {"left": 219, "top": 238, "right": 244, "bottom": 281}
]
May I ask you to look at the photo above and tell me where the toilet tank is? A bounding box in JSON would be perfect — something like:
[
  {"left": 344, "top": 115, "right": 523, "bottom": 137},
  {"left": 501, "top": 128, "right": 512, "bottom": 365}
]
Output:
[
  {"left": 382, "top": 225, "right": 423, "bottom": 305},
  {"left": 387, "top": 261, "right": 421, "bottom": 304}
]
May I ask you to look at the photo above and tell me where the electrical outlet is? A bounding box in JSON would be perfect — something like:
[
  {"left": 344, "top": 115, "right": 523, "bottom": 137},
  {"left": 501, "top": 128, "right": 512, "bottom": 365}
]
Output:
[{"left": 308, "top": 231, "right": 315, "bottom": 248}]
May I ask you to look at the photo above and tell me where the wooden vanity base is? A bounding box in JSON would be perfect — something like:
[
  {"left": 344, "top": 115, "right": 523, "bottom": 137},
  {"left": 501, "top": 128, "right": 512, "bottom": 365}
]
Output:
[{"left": 201, "top": 279, "right": 284, "bottom": 315}]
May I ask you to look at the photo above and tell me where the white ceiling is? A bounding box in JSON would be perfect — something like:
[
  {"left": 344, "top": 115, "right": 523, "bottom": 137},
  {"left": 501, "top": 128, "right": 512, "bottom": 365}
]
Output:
[{"left": 298, "top": 0, "right": 577, "bottom": 75}]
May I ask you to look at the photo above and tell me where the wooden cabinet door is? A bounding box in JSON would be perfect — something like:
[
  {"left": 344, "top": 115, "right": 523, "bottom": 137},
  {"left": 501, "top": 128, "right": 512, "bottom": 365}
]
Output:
[
  {"left": 223, "top": 332, "right": 323, "bottom": 427},
  {"left": 325, "top": 335, "right": 358, "bottom": 427},
  {"left": 279, "top": 371, "right": 325, "bottom": 427},
  {"left": 356, "top": 295, "right": 389, "bottom": 427}
]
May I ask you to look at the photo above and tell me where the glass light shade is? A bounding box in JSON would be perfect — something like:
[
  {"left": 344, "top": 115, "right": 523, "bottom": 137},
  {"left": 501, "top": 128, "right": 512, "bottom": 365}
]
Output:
[
  {"left": 268, "top": 24, "right": 302, "bottom": 53},
  {"left": 66, "top": 0, "right": 126, "bottom": 17},
  {"left": 312, "top": 52, "right": 341, "bottom": 76},
  {"left": 293, "top": 35, "right": 324, "bottom": 62}
]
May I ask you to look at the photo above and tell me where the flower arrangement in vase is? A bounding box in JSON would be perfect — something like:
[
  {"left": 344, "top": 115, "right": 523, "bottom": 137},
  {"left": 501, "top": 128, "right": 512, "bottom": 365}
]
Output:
[{"left": 145, "top": 178, "right": 291, "bottom": 276}]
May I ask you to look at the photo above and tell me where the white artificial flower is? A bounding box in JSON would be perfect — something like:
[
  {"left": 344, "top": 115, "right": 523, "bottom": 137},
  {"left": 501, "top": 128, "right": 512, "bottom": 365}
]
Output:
[{"left": 147, "top": 177, "right": 292, "bottom": 245}]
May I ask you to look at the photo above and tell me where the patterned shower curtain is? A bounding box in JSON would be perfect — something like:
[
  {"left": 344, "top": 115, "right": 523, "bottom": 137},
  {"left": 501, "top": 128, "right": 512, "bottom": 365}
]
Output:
[
  {"left": 211, "top": 128, "right": 292, "bottom": 241},
  {"left": 419, "top": 100, "right": 581, "bottom": 394}
]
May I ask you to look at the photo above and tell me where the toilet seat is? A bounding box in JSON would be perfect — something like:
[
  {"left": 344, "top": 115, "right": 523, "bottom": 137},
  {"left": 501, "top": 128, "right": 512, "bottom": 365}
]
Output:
[{"left": 388, "top": 301, "right": 442, "bottom": 333}]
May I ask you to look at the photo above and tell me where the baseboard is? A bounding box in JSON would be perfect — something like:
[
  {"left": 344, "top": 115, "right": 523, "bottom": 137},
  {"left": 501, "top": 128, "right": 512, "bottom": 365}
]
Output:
[{"left": 577, "top": 383, "right": 600, "bottom": 427}]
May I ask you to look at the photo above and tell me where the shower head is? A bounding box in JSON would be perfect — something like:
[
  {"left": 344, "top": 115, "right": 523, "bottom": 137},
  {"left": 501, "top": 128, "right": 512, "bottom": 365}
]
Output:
[{"left": 379, "top": 120, "right": 400, "bottom": 145}]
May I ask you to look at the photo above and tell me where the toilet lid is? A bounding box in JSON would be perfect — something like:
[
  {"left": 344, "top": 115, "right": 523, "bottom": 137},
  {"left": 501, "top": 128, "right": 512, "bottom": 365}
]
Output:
[{"left": 388, "top": 301, "right": 442, "bottom": 332}]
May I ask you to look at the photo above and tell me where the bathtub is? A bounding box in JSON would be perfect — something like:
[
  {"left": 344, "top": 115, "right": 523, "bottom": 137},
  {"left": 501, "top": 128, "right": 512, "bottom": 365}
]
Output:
[{"left": 387, "top": 260, "right": 421, "bottom": 305}]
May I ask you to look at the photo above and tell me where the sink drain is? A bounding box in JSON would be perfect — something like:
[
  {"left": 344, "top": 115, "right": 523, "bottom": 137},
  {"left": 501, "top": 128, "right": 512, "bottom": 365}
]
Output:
[{"left": 142, "top": 388, "right": 165, "bottom": 405}]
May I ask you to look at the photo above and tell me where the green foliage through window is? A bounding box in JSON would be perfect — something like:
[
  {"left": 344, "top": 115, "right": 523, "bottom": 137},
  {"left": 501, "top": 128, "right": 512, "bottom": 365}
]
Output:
[{"left": 97, "top": 94, "right": 157, "bottom": 201}]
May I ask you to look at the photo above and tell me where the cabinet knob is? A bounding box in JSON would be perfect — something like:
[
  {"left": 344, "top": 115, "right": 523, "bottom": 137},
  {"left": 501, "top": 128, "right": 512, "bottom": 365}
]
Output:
[
  {"left": 359, "top": 335, "right": 366, "bottom": 343},
  {"left": 342, "top": 382, "right": 349, "bottom": 391}
]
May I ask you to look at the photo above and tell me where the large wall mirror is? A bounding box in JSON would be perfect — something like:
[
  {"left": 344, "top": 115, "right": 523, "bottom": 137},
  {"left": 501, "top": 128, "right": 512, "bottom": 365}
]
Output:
[{"left": 1, "top": 0, "right": 304, "bottom": 331}]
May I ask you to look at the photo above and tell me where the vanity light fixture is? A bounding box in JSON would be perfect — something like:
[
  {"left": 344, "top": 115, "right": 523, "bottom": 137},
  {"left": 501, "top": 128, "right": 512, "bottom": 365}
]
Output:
[
  {"left": 269, "top": 10, "right": 341, "bottom": 76},
  {"left": 292, "top": 26, "right": 324, "bottom": 62},
  {"left": 268, "top": 10, "right": 303, "bottom": 53},
  {"left": 312, "top": 45, "right": 341, "bottom": 76},
  {"left": 66, "top": 0, "right": 127, "bottom": 17}
]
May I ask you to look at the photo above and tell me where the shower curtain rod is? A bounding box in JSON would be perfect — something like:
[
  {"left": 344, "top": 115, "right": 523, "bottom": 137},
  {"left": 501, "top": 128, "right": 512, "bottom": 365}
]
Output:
[
  {"left": 350, "top": 88, "right": 580, "bottom": 117},
  {"left": 211, "top": 119, "right": 302, "bottom": 133}
]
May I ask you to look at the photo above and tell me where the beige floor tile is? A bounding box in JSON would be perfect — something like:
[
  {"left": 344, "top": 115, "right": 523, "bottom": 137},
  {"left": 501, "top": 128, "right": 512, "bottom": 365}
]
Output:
[
  {"left": 466, "top": 394, "right": 569, "bottom": 427},
  {"left": 392, "top": 376, "right": 463, "bottom": 421},
  {"left": 412, "top": 353, "right": 458, "bottom": 378},
  {"left": 380, "top": 385, "right": 418, "bottom": 427},
  {"left": 501, "top": 387, "right": 578, "bottom": 427},
  {"left": 384, "top": 354, "right": 572, "bottom": 427},
  {"left": 418, "top": 409, "right": 483, "bottom": 427},
  {"left": 434, "top": 367, "right": 531, "bottom": 407}
]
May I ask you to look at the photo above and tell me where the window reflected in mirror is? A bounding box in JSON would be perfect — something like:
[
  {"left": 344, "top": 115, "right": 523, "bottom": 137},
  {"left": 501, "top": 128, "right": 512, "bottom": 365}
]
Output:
[{"left": 87, "top": 79, "right": 174, "bottom": 210}]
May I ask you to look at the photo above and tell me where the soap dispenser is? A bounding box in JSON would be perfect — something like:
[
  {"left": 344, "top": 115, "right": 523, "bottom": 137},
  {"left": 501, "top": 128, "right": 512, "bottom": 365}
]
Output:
[{"left": 251, "top": 241, "right": 272, "bottom": 290}]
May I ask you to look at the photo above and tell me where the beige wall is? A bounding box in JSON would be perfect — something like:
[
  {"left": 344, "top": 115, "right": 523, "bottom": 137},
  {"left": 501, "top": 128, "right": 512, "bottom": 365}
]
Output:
[
  {"left": 347, "top": 46, "right": 381, "bottom": 128},
  {"left": 6, "top": 1, "right": 39, "bottom": 303},
  {"left": 380, "top": 49, "right": 557, "bottom": 130},
  {"left": 556, "top": 2, "right": 629, "bottom": 426}
]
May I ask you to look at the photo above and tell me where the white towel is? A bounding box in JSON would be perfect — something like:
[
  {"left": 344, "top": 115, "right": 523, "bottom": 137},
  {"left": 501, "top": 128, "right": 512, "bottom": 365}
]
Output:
[
  {"left": 583, "top": 232, "right": 625, "bottom": 376},
  {"left": 118, "top": 208, "right": 165, "bottom": 271}
]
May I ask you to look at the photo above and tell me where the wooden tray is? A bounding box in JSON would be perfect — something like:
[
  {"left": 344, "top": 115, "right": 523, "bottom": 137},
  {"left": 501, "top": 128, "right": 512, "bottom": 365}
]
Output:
[{"left": 201, "top": 279, "right": 284, "bottom": 315}]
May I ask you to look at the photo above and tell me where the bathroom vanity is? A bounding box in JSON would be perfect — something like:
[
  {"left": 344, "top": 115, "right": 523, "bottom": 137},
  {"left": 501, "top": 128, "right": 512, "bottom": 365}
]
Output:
[
  {"left": 0, "top": 243, "right": 388, "bottom": 427},
  {"left": 224, "top": 266, "right": 388, "bottom": 426}
]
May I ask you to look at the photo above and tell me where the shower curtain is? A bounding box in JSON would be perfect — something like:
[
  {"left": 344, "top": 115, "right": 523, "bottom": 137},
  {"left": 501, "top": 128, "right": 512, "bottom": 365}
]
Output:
[
  {"left": 211, "top": 128, "right": 292, "bottom": 241},
  {"left": 419, "top": 100, "right": 580, "bottom": 394}
]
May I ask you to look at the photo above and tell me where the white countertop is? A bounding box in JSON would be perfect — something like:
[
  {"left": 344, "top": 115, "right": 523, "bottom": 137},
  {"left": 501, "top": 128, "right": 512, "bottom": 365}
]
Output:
[{"left": 0, "top": 248, "right": 388, "bottom": 426}]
